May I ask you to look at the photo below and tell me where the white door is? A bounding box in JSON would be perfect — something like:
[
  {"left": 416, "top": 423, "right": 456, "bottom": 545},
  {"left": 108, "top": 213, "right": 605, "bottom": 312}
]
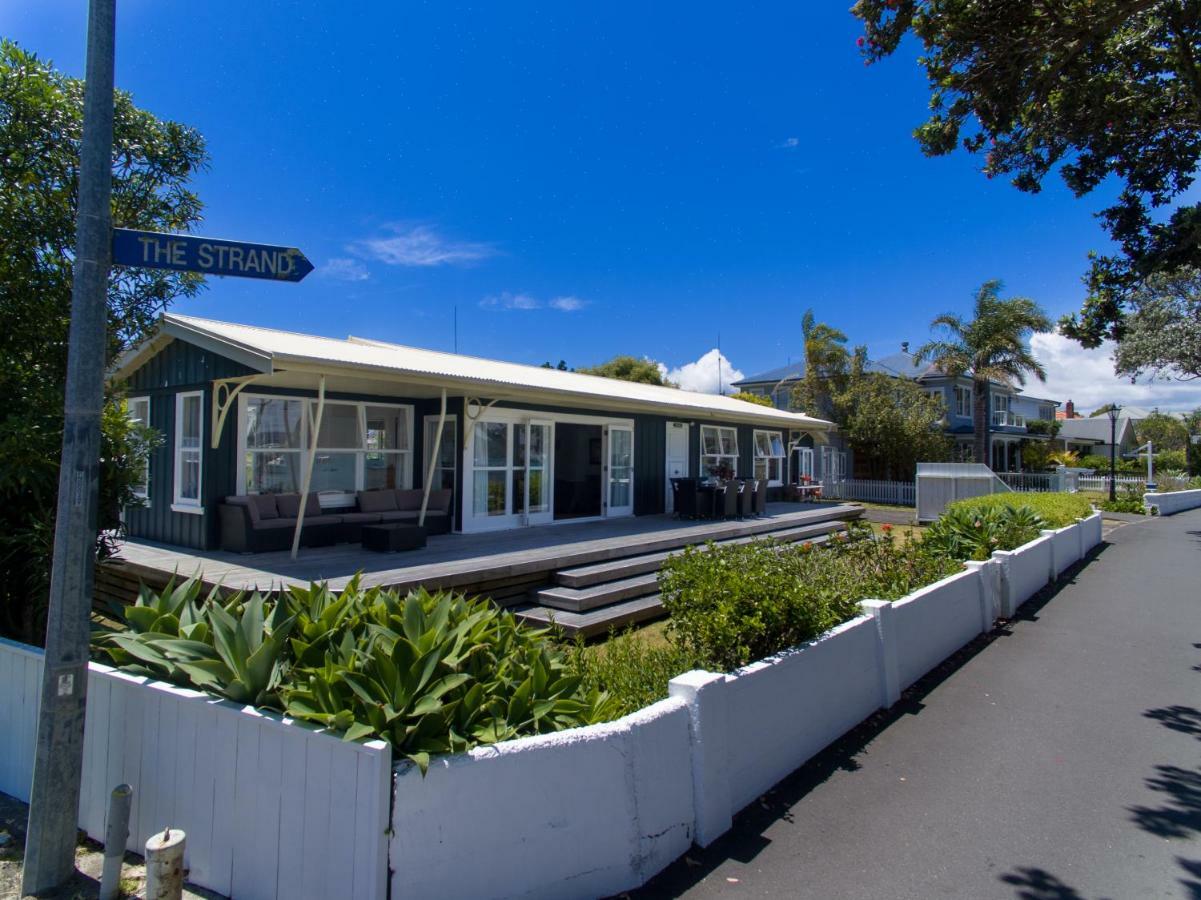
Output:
[
  {"left": 606, "top": 425, "right": 634, "bottom": 517},
  {"left": 665, "top": 421, "right": 689, "bottom": 512},
  {"left": 514, "top": 420, "right": 553, "bottom": 526}
]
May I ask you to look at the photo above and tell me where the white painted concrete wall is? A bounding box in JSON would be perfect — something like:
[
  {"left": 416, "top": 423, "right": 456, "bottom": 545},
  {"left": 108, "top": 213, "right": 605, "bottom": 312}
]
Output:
[
  {"left": 721, "top": 615, "right": 883, "bottom": 812},
  {"left": 992, "top": 533, "right": 1053, "bottom": 617},
  {"left": 1144, "top": 488, "right": 1201, "bottom": 516},
  {"left": 389, "top": 697, "right": 694, "bottom": 900},
  {"left": 0, "top": 644, "right": 391, "bottom": 900},
  {"left": 892, "top": 568, "right": 991, "bottom": 691}
]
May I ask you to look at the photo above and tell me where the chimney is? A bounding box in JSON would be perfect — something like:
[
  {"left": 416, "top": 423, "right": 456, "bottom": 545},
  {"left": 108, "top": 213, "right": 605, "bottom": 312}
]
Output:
[
  {"left": 901, "top": 341, "right": 910, "bottom": 354},
  {"left": 1065, "top": 399, "right": 1075, "bottom": 419}
]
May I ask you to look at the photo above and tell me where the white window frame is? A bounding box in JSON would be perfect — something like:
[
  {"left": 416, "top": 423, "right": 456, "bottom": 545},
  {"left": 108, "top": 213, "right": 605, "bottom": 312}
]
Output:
[
  {"left": 235, "top": 393, "right": 414, "bottom": 499},
  {"left": 955, "top": 386, "right": 971, "bottom": 418},
  {"left": 796, "top": 447, "right": 815, "bottom": 481},
  {"left": 172, "top": 391, "right": 203, "bottom": 514},
  {"left": 753, "top": 429, "right": 786, "bottom": 486},
  {"left": 700, "top": 425, "right": 739, "bottom": 478},
  {"left": 128, "top": 396, "right": 150, "bottom": 500}
]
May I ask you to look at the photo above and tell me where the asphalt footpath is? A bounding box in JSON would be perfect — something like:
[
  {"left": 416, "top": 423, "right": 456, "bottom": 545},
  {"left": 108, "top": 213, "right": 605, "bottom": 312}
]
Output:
[{"left": 634, "top": 509, "right": 1201, "bottom": 899}]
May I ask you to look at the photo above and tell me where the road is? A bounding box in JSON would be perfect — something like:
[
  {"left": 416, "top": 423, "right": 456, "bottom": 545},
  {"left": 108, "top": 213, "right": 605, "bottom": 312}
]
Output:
[{"left": 636, "top": 509, "right": 1201, "bottom": 899}]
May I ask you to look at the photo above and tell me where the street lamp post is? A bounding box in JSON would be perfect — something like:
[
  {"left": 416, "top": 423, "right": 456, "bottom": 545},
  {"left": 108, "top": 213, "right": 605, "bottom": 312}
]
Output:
[{"left": 1107, "top": 405, "right": 1121, "bottom": 503}]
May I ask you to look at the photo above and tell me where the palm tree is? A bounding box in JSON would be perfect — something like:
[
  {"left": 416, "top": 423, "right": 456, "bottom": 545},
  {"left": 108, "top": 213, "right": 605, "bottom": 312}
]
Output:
[
  {"left": 915, "top": 281, "right": 1053, "bottom": 467},
  {"left": 796, "top": 310, "right": 850, "bottom": 417}
]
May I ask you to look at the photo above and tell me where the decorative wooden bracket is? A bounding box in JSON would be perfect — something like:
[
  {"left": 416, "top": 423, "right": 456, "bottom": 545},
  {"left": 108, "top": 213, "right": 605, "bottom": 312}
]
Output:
[
  {"left": 210, "top": 374, "right": 263, "bottom": 449},
  {"left": 464, "top": 396, "right": 500, "bottom": 421}
]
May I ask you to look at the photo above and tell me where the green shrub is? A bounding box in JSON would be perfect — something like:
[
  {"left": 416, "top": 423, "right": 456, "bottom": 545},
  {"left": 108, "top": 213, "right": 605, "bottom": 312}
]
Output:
[
  {"left": 1154, "top": 449, "right": 1187, "bottom": 472},
  {"left": 93, "top": 577, "right": 616, "bottom": 771},
  {"left": 1079, "top": 453, "right": 1140, "bottom": 474},
  {"left": 1097, "top": 484, "right": 1147, "bottom": 514},
  {"left": 568, "top": 628, "right": 699, "bottom": 718},
  {"left": 942, "top": 492, "right": 1092, "bottom": 528},
  {"left": 921, "top": 503, "right": 1046, "bottom": 560},
  {"left": 658, "top": 526, "right": 960, "bottom": 672}
]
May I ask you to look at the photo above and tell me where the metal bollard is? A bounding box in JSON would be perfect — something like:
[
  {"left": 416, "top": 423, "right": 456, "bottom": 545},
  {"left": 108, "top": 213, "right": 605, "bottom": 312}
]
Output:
[
  {"left": 144, "top": 827, "right": 186, "bottom": 900},
  {"left": 98, "top": 784, "right": 132, "bottom": 900}
]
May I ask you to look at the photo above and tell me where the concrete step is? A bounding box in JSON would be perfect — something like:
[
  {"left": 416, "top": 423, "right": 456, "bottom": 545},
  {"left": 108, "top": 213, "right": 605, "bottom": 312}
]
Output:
[
  {"left": 554, "top": 520, "right": 845, "bottom": 588},
  {"left": 537, "top": 572, "right": 660, "bottom": 613},
  {"left": 514, "top": 594, "right": 666, "bottom": 638}
]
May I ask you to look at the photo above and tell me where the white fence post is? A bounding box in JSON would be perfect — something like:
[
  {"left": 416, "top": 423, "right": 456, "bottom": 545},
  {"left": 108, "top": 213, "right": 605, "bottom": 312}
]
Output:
[
  {"left": 859, "top": 601, "right": 900, "bottom": 708},
  {"left": 667, "top": 670, "right": 732, "bottom": 848}
]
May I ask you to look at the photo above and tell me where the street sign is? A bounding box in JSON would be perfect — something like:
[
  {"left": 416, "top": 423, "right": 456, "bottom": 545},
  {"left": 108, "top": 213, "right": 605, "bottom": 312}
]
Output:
[{"left": 112, "top": 228, "right": 314, "bottom": 282}]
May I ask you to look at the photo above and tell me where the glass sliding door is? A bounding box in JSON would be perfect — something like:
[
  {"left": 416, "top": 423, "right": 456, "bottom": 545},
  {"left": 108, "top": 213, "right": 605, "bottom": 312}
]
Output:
[
  {"left": 472, "top": 421, "right": 508, "bottom": 517},
  {"left": 513, "top": 421, "right": 552, "bottom": 524},
  {"left": 606, "top": 425, "right": 634, "bottom": 516}
]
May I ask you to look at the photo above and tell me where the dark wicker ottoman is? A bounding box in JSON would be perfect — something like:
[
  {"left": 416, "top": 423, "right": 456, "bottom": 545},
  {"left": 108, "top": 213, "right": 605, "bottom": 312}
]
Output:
[{"left": 361, "top": 523, "right": 427, "bottom": 552}]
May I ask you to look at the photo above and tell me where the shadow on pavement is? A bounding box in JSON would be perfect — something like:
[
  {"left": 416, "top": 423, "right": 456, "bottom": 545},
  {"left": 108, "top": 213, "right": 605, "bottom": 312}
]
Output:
[
  {"left": 1128, "top": 764, "right": 1201, "bottom": 840},
  {"left": 1144, "top": 705, "right": 1201, "bottom": 741},
  {"left": 627, "top": 547, "right": 1109, "bottom": 898},
  {"left": 997, "top": 865, "right": 1109, "bottom": 900}
]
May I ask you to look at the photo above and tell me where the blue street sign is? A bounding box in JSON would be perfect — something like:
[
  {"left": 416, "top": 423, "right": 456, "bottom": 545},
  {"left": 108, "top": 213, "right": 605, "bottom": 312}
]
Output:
[{"left": 112, "top": 228, "right": 314, "bottom": 282}]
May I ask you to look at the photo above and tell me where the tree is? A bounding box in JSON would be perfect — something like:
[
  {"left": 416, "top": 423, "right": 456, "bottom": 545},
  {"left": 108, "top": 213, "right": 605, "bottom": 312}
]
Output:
[
  {"left": 1136, "top": 411, "right": 1189, "bottom": 451},
  {"left": 540, "top": 360, "right": 571, "bottom": 371},
  {"left": 731, "top": 391, "right": 773, "bottom": 407},
  {"left": 1088, "top": 403, "right": 1121, "bottom": 418},
  {"left": 577, "top": 355, "right": 677, "bottom": 387},
  {"left": 0, "top": 43, "right": 207, "bottom": 642},
  {"left": 1113, "top": 268, "right": 1201, "bottom": 381},
  {"left": 853, "top": 1, "right": 1201, "bottom": 349},
  {"left": 794, "top": 309, "right": 850, "bottom": 418},
  {"left": 915, "top": 281, "right": 1053, "bottom": 466},
  {"left": 833, "top": 371, "right": 952, "bottom": 479},
  {"left": 1186, "top": 408, "right": 1201, "bottom": 475}
]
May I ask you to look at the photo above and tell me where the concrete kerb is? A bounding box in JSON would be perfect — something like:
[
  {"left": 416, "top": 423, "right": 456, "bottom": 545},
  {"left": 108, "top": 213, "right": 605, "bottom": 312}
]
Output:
[{"left": 1143, "top": 488, "right": 1201, "bottom": 516}]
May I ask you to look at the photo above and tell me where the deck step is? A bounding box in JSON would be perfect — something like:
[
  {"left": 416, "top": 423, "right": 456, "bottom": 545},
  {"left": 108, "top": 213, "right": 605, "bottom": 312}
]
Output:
[
  {"left": 554, "top": 520, "right": 845, "bottom": 587},
  {"left": 514, "top": 594, "right": 666, "bottom": 638},
  {"left": 536, "top": 572, "right": 660, "bottom": 613}
]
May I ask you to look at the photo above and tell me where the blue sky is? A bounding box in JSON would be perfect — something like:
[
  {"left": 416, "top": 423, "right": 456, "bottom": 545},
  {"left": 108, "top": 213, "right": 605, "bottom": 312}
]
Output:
[{"left": 6, "top": 0, "right": 1200, "bottom": 410}]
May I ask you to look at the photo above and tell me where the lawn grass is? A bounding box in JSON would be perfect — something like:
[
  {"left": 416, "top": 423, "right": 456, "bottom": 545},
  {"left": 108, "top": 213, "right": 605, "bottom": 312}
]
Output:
[{"left": 867, "top": 521, "right": 926, "bottom": 544}]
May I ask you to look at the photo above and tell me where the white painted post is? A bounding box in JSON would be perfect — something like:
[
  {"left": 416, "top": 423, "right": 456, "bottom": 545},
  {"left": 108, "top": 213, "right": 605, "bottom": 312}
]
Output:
[
  {"left": 418, "top": 388, "right": 448, "bottom": 528},
  {"left": 1040, "top": 529, "right": 1057, "bottom": 583},
  {"left": 860, "top": 600, "right": 900, "bottom": 707},
  {"left": 668, "top": 670, "right": 732, "bottom": 847},
  {"left": 98, "top": 783, "right": 132, "bottom": 900},
  {"left": 963, "top": 560, "right": 999, "bottom": 632},
  {"left": 145, "top": 827, "right": 186, "bottom": 900},
  {"left": 291, "top": 374, "right": 326, "bottom": 560},
  {"left": 990, "top": 550, "right": 1018, "bottom": 618}
]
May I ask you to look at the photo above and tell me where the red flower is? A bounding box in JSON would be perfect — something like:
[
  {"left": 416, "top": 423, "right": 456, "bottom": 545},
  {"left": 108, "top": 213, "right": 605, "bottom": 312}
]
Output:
[
  {"left": 882, "top": 523, "right": 893, "bottom": 532},
  {"left": 856, "top": 36, "right": 866, "bottom": 47}
]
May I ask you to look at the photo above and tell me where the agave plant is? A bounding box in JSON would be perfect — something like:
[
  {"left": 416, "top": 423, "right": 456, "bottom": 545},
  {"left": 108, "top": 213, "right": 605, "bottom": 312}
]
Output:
[
  {"left": 283, "top": 588, "right": 616, "bottom": 771},
  {"left": 922, "top": 504, "right": 1046, "bottom": 561},
  {"left": 92, "top": 576, "right": 296, "bottom": 708}
]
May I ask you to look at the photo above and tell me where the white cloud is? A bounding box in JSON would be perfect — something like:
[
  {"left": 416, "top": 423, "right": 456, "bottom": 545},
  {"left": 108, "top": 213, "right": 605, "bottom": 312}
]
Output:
[
  {"left": 318, "top": 257, "right": 370, "bottom": 282},
  {"left": 351, "top": 224, "right": 496, "bottom": 267},
  {"left": 1031, "top": 331, "right": 1201, "bottom": 413},
  {"left": 665, "top": 348, "right": 745, "bottom": 395},
  {"left": 778, "top": 137, "right": 800, "bottom": 149},
  {"left": 480, "top": 292, "right": 588, "bottom": 312}
]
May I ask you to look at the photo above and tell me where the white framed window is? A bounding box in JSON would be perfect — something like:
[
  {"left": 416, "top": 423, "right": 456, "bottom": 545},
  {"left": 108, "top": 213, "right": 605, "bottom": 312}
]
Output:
[
  {"left": 238, "top": 395, "right": 413, "bottom": 497},
  {"left": 700, "top": 425, "right": 739, "bottom": 477},
  {"left": 796, "top": 447, "right": 815, "bottom": 480},
  {"left": 472, "top": 421, "right": 510, "bottom": 516},
  {"left": 244, "top": 396, "right": 305, "bottom": 494},
  {"left": 173, "top": 391, "right": 203, "bottom": 512},
  {"left": 753, "top": 429, "right": 786, "bottom": 486},
  {"left": 423, "top": 416, "right": 458, "bottom": 493},
  {"left": 128, "top": 396, "right": 150, "bottom": 500},
  {"left": 955, "top": 386, "right": 971, "bottom": 418}
]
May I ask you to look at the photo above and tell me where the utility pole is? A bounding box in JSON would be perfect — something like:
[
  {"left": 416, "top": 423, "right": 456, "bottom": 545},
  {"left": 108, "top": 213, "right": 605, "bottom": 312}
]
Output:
[{"left": 23, "top": 0, "right": 116, "bottom": 892}]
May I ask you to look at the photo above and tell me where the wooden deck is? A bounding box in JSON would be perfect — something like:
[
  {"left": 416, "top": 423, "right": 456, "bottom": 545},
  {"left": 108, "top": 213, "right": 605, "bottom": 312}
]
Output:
[{"left": 104, "top": 502, "right": 862, "bottom": 606}]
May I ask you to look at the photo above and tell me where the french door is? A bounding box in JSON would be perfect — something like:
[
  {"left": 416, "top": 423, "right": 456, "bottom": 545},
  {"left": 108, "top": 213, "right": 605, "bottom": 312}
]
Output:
[
  {"left": 606, "top": 425, "right": 634, "bottom": 516},
  {"left": 515, "top": 420, "right": 553, "bottom": 525},
  {"left": 469, "top": 419, "right": 553, "bottom": 527}
]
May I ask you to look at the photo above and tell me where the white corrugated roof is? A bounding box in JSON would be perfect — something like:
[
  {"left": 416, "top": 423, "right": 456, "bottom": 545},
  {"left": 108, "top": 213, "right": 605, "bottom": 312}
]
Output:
[{"left": 119, "top": 314, "right": 833, "bottom": 430}]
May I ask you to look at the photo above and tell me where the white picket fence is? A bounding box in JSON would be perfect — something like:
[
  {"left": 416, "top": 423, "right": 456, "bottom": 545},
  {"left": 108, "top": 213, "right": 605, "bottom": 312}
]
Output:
[
  {"left": 821, "top": 477, "right": 915, "bottom": 506},
  {"left": 0, "top": 639, "right": 391, "bottom": 900},
  {"left": 1076, "top": 475, "right": 1146, "bottom": 493}
]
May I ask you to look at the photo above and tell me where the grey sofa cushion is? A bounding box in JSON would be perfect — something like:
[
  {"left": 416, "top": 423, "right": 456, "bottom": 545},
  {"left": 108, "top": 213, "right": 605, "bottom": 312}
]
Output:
[
  {"left": 358, "top": 490, "right": 398, "bottom": 513},
  {"left": 276, "top": 493, "right": 321, "bottom": 519},
  {"left": 338, "top": 512, "right": 382, "bottom": 525},
  {"left": 424, "top": 489, "right": 452, "bottom": 515},
  {"left": 246, "top": 494, "right": 279, "bottom": 523},
  {"left": 395, "top": 489, "right": 424, "bottom": 511}
]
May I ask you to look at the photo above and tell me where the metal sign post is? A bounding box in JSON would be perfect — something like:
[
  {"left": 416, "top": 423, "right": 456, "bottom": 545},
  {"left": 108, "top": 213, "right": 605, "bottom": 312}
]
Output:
[{"left": 23, "top": 0, "right": 116, "bottom": 892}]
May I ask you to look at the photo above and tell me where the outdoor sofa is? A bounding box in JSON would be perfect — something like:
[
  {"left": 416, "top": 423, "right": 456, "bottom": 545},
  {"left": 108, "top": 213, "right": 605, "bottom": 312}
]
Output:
[{"left": 219, "top": 489, "right": 453, "bottom": 553}]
